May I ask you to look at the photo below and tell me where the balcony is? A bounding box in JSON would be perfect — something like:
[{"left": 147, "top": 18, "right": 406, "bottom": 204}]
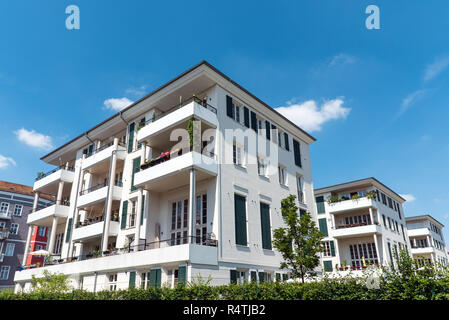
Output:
[
  {"left": 327, "top": 197, "right": 377, "bottom": 214},
  {"left": 14, "top": 237, "right": 218, "bottom": 282},
  {"left": 0, "top": 227, "right": 10, "bottom": 240},
  {"left": 27, "top": 202, "right": 71, "bottom": 226},
  {"left": 134, "top": 151, "right": 217, "bottom": 192},
  {"left": 0, "top": 211, "right": 12, "bottom": 220},
  {"left": 407, "top": 228, "right": 431, "bottom": 237},
  {"left": 332, "top": 223, "right": 382, "bottom": 239},
  {"left": 410, "top": 246, "right": 435, "bottom": 255},
  {"left": 82, "top": 142, "right": 126, "bottom": 171},
  {"left": 34, "top": 167, "right": 75, "bottom": 193},
  {"left": 136, "top": 97, "right": 217, "bottom": 144},
  {"left": 72, "top": 220, "right": 120, "bottom": 242},
  {"left": 77, "top": 182, "right": 122, "bottom": 208}
]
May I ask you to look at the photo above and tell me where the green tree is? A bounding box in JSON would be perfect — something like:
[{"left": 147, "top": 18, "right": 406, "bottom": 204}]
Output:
[
  {"left": 31, "top": 270, "right": 72, "bottom": 293},
  {"left": 273, "top": 195, "right": 324, "bottom": 283}
]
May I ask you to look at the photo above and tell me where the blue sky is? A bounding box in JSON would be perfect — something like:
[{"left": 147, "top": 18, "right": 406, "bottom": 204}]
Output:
[{"left": 1, "top": 1, "right": 449, "bottom": 239}]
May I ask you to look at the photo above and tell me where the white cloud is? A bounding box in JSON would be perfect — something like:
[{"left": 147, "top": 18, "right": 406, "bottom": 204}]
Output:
[
  {"left": 400, "top": 194, "right": 416, "bottom": 203},
  {"left": 398, "top": 89, "right": 428, "bottom": 116},
  {"left": 103, "top": 97, "right": 133, "bottom": 111},
  {"left": 424, "top": 56, "right": 449, "bottom": 81},
  {"left": 0, "top": 154, "right": 16, "bottom": 169},
  {"left": 125, "top": 86, "right": 147, "bottom": 97},
  {"left": 14, "top": 128, "right": 53, "bottom": 150},
  {"left": 329, "top": 54, "right": 357, "bottom": 66},
  {"left": 276, "top": 98, "right": 351, "bottom": 132}
]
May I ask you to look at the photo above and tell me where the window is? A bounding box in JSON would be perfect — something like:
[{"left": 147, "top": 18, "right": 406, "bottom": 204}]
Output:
[
  {"left": 0, "top": 202, "right": 9, "bottom": 214},
  {"left": 283, "top": 132, "right": 290, "bottom": 151},
  {"left": 233, "top": 142, "right": 243, "bottom": 166},
  {"left": 260, "top": 203, "right": 272, "bottom": 250},
  {"left": 388, "top": 197, "right": 393, "bottom": 209},
  {"left": 387, "top": 217, "right": 392, "bottom": 230},
  {"left": 318, "top": 218, "right": 328, "bottom": 237},
  {"left": 235, "top": 105, "right": 240, "bottom": 123},
  {"left": 323, "top": 241, "right": 332, "bottom": 257},
  {"left": 395, "top": 221, "right": 399, "bottom": 234},
  {"left": 195, "top": 194, "right": 208, "bottom": 244},
  {"left": 257, "top": 155, "right": 267, "bottom": 176},
  {"left": 5, "top": 243, "right": 15, "bottom": 256},
  {"left": 381, "top": 193, "right": 387, "bottom": 205},
  {"left": 129, "top": 200, "right": 136, "bottom": 228},
  {"left": 10, "top": 223, "right": 18, "bottom": 235},
  {"left": 293, "top": 139, "right": 302, "bottom": 167},
  {"left": 38, "top": 227, "right": 47, "bottom": 237},
  {"left": 171, "top": 199, "right": 188, "bottom": 245},
  {"left": 0, "top": 266, "right": 10, "bottom": 280},
  {"left": 278, "top": 165, "right": 286, "bottom": 185},
  {"left": 382, "top": 215, "right": 387, "bottom": 227},
  {"left": 54, "top": 233, "right": 63, "bottom": 255},
  {"left": 296, "top": 175, "right": 304, "bottom": 203},
  {"left": 13, "top": 204, "right": 23, "bottom": 216},
  {"left": 109, "top": 274, "right": 118, "bottom": 291},
  {"left": 140, "top": 271, "right": 151, "bottom": 289},
  {"left": 349, "top": 243, "right": 378, "bottom": 267}
]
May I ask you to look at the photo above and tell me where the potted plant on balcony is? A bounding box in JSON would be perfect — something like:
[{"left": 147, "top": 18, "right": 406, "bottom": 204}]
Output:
[
  {"left": 36, "top": 171, "right": 46, "bottom": 180},
  {"left": 92, "top": 250, "right": 101, "bottom": 258},
  {"left": 366, "top": 191, "right": 376, "bottom": 200},
  {"left": 327, "top": 195, "right": 340, "bottom": 204},
  {"left": 351, "top": 193, "right": 360, "bottom": 200}
]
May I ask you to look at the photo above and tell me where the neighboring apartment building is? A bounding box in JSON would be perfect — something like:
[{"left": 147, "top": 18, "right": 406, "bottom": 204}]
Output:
[
  {"left": 314, "top": 178, "right": 410, "bottom": 273},
  {"left": 406, "top": 215, "right": 448, "bottom": 267},
  {"left": 14, "top": 61, "right": 317, "bottom": 291},
  {"left": 0, "top": 181, "right": 53, "bottom": 290}
]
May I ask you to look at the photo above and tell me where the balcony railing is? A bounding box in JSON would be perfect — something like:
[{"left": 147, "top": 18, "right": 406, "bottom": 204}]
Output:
[
  {"left": 75, "top": 212, "right": 119, "bottom": 228},
  {"left": 85, "top": 142, "right": 116, "bottom": 159},
  {"left": 139, "top": 96, "right": 217, "bottom": 130},
  {"left": 79, "top": 180, "right": 123, "bottom": 196},
  {"left": 140, "top": 149, "right": 215, "bottom": 171},
  {"left": 29, "top": 200, "right": 68, "bottom": 213},
  {"left": 35, "top": 166, "right": 75, "bottom": 181},
  {"left": 25, "top": 235, "right": 218, "bottom": 268},
  {"left": 335, "top": 221, "right": 375, "bottom": 229},
  {"left": 0, "top": 211, "right": 12, "bottom": 219}
]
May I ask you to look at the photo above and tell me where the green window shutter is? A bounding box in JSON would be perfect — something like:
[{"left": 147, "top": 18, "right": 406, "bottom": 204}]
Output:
[
  {"left": 293, "top": 139, "right": 302, "bottom": 167},
  {"left": 330, "top": 241, "right": 336, "bottom": 256},
  {"left": 275, "top": 273, "right": 281, "bottom": 281},
  {"left": 128, "top": 122, "right": 135, "bottom": 153},
  {"left": 178, "top": 266, "right": 187, "bottom": 286},
  {"left": 316, "top": 196, "right": 325, "bottom": 214},
  {"left": 258, "top": 272, "right": 265, "bottom": 283},
  {"left": 284, "top": 132, "right": 289, "bottom": 151},
  {"left": 140, "top": 195, "right": 145, "bottom": 225},
  {"left": 234, "top": 194, "right": 247, "bottom": 246},
  {"left": 156, "top": 269, "right": 161, "bottom": 287},
  {"left": 251, "top": 271, "right": 257, "bottom": 282},
  {"left": 323, "top": 261, "right": 333, "bottom": 272},
  {"left": 131, "top": 157, "right": 141, "bottom": 192},
  {"left": 282, "top": 274, "right": 288, "bottom": 281},
  {"left": 318, "top": 218, "right": 328, "bottom": 237},
  {"left": 265, "top": 120, "right": 270, "bottom": 140},
  {"left": 299, "top": 209, "right": 306, "bottom": 218},
  {"left": 260, "top": 203, "right": 272, "bottom": 250},
  {"left": 250, "top": 111, "right": 257, "bottom": 133},
  {"left": 65, "top": 218, "right": 73, "bottom": 243},
  {"left": 230, "top": 270, "right": 237, "bottom": 284},
  {"left": 129, "top": 271, "right": 136, "bottom": 288},
  {"left": 243, "top": 107, "right": 250, "bottom": 128},
  {"left": 226, "top": 95, "right": 233, "bottom": 118},
  {"left": 149, "top": 269, "right": 157, "bottom": 288},
  {"left": 121, "top": 201, "right": 128, "bottom": 230}
]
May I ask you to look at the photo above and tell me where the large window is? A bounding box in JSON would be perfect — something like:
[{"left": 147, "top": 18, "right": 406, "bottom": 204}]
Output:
[
  {"left": 10, "top": 223, "right": 18, "bottom": 235},
  {"left": 234, "top": 194, "right": 247, "bottom": 246},
  {"left": 0, "top": 266, "right": 10, "bottom": 280},
  {"left": 13, "top": 204, "right": 23, "bottom": 216},
  {"left": 233, "top": 142, "right": 243, "bottom": 166},
  {"left": 5, "top": 243, "right": 15, "bottom": 256},
  {"left": 54, "top": 233, "right": 63, "bottom": 255},
  {"left": 140, "top": 271, "right": 151, "bottom": 289},
  {"left": 349, "top": 243, "right": 378, "bottom": 267},
  {"left": 296, "top": 175, "right": 304, "bottom": 203},
  {"left": 109, "top": 274, "right": 118, "bottom": 291},
  {"left": 260, "top": 203, "right": 272, "bottom": 250},
  {"left": 0, "top": 202, "right": 9, "bottom": 214},
  {"left": 195, "top": 194, "right": 208, "bottom": 244},
  {"left": 278, "top": 165, "right": 287, "bottom": 185},
  {"left": 171, "top": 199, "right": 188, "bottom": 245}
]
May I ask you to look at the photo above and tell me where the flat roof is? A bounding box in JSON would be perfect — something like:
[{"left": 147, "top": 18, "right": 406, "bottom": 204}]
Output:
[
  {"left": 40, "top": 60, "right": 316, "bottom": 161},
  {"left": 314, "top": 177, "right": 406, "bottom": 202},
  {"left": 405, "top": 215, "right": 445, "bottom": 228}
]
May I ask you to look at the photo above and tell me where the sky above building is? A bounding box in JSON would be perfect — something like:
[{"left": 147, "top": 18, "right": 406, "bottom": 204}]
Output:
[{"left": 1, "top": 1, "right": 449, "bottom": 239}]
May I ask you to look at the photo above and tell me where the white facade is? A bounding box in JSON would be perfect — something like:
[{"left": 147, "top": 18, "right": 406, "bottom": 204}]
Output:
[
  {"left": 406, "top": 215, "right": 448, "bottom": 266},
  {"left": 14, "top": 61, "right": 317, "bottom": 291},
  {"left": 314, "top": 178, "right": 411, "bottom": 273}
]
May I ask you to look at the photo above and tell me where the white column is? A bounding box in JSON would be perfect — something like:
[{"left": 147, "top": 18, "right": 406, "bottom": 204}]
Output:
[
  {"left": 135, "top": 189, "right": 143, "bottom": 249},
  {"left": 331, "top": 213, "right": 336, "bottom": 229},
  {"left": 369, "top": 208, "right": 374, "bottom": 225},
  {"left": 188, "top": 169, "right": 196, "bottom": 243},
  {"left": 102, "top": 138, "right": 118, "bottom": 252},
  {"left": 32, "top": 192, "right": 39, "bottom": 212},
  {"left": 22, "top": 225, "right": 34, "bottom": 265},
  {"left": 427, "top": 235, "right": 432, "bottom": 247},
  {"left": 56, "top": 181, "right": 64, "bottom": 205},
  {"left": 373, "top": 234, "right": 381, "bottom": 266},
  {"left": 48, "top": 216, "right": 59, "bottom": 254}
]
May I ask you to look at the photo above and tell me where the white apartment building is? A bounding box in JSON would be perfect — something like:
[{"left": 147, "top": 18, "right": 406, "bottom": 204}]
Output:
[
  {"left": 14, "top": 61, "right": 317, "bottom": 291},
  {"left": 406, "top": 215, "right": 448, "bottom": 267},
  {"left": 314, "top": 178, "right": 410, "bottom": 273}
]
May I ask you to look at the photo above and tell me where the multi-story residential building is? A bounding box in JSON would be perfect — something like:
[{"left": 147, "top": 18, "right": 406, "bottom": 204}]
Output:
[
  {"left": 0, "top": 181, "right": 53, "bottom": 290},
  {"left": 14, "top": 61, "right": 317, "bottom": 291},
  {"left": 314, "top": 178, "right": 410, "bottom": 273},
  {"left": 25, "top": 225, "right": 51, "bottom": 267},
  {"left": 406, "top": 215, "right": 448, "bottom": 267}
]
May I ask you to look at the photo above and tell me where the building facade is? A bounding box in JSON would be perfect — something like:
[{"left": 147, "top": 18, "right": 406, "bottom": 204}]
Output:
[
  {"left": 406, "top": 215, "right": 448, "bottom": 266},
  {"left": 314, "top": 178, "right": 411, "bottom": 273},
  {"left": 0, "top": 181, "right": 52, "bottom": 290},
  {"left": 14, "top": 61, "right": 317, "bottom": 291}
]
